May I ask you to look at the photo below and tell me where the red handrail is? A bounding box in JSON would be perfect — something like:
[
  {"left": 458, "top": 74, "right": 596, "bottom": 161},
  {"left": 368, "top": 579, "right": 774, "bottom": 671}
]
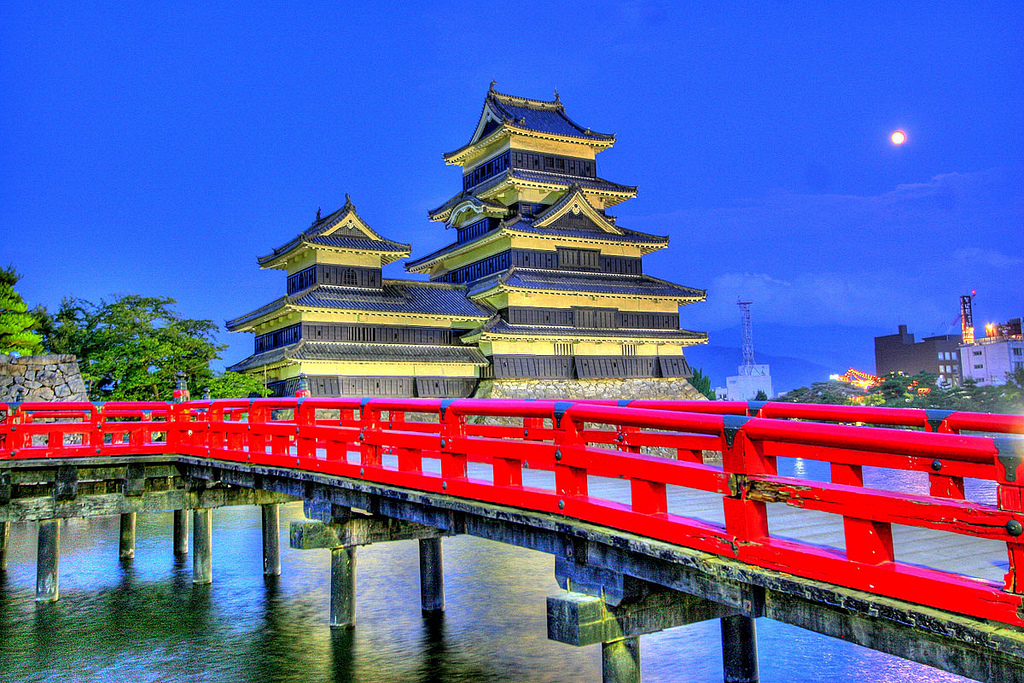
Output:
[{"left": 2, "top": 398, "right": 1024, "bottom": 628}]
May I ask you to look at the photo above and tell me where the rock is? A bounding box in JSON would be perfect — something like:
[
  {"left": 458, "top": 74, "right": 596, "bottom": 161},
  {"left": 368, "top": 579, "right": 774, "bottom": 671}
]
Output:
[
  {"left": 23, "top": 380, "right": 42, "bottom": 390},
  {"left": 54, "top": 384, "right": 72, "bottom": 399}
]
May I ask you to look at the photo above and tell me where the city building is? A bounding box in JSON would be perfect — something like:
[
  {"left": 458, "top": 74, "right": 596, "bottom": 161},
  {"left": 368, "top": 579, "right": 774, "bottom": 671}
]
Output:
[
  {"left": 960, "top": 318, "right": 1023, "bottom": 386},
  {"left": 227, "top": 86, "right": 707, "bottom": 396},
  {"left": 874, "top": 325, "right": 962, "bottom": 385}
]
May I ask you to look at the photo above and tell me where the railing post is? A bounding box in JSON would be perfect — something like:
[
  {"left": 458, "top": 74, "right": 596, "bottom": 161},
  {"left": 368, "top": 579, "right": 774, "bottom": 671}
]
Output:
[
  {"left": 439, "top": 403, "right": 467, "bottom": 482},
  {"left": 553, "top": 406, "right": 588, "bottom": 508},
  {"left": 926, "top": 413, "right": 966, "bottom": 499},
  {"left": 295, "top": 399, "right": 315, "bottom": 461},
  {"left": 359, "top": 403, "right": 382, "bottom": 468},
  {"left": 721, "top": 423, "right": 773, "bottom": 543},
  {"left": 831, "top": 463, "right": 895, "bottom": 565},
  {"left": 995, "top": 437, "right": 1024, "bottom": 593}
]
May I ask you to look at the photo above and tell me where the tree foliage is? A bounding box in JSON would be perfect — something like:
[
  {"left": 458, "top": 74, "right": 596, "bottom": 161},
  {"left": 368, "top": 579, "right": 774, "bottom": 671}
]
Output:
[
  {"left": 48, "top": 295, "right": 226, "bottom": 401},
  {"left": 0, "top": 266, "right": 44, "bottom": 356},
  {"left": 689, "top": 367, "right": 715, "bottom": 400},
  {"left": 778, "top": 370, "right": 1024, "bottom": 414},
  {"left": 207, "top": 371, "right": 270, "bottom": 399}
]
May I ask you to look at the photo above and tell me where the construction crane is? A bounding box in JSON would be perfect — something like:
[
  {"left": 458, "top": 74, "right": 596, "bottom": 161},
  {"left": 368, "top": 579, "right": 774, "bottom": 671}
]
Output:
[{"left": 961, "top": 290, "right": 977, "bottom": 344}]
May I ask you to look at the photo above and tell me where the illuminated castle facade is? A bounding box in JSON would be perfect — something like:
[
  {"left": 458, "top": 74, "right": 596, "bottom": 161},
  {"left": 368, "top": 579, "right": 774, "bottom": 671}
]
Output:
[{"left": 227, "top": 86, "right": 707, "bottom": 397}]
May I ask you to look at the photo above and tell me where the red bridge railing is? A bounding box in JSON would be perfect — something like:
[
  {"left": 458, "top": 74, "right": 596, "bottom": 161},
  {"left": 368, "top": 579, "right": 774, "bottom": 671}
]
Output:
[{"left": 2, "top": 398, "right": 1023, "bottom": 627}]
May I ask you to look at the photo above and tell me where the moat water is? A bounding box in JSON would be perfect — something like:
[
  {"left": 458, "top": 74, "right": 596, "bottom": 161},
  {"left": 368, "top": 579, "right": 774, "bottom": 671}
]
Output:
[{"left": 0, "top": 464, "right": 979, "bottom": 683}]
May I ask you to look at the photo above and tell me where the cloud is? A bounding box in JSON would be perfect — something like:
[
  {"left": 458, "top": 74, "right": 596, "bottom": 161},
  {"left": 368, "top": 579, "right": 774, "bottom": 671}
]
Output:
[
  {"left": 953, "top": 248, "right": 1024, "bottom": 269},
  {"left": 638, "top": 169, "right": 1023, "bottom": 333},
  {"left": 686, "top": 271, "right": 947, "bottom": 330}
]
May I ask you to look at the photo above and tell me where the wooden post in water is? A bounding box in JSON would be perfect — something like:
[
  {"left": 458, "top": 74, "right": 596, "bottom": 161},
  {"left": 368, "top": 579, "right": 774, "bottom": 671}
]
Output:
[
  {"left": 261, "top": 503, "right": 281, "bottom": 576},
  {"left": 119, "top": 512, "right": 136, "bottom": 560},
  {"left": 330, "top": 546, "right": 356, "bottom": 628},
  {"left": 36, "top": 519, "right": 60, "bottom": 602},
  {"left": 173, "top": 509, "right": 189, "bottom": 555},
  {"left": 0, "top": 521, "right": 9, "bottom": 571},
  {"left": 418, "top": 537, "right": 444, "bottom": 613},
  {"left": 193, "top": 508, "right": 212, "bottom": 584},
  {"left": 602, "top": 637, "right": 641, "bottom": 683},
  {"left": 722, "top": 615, "right": 759, "bottom": 683}
]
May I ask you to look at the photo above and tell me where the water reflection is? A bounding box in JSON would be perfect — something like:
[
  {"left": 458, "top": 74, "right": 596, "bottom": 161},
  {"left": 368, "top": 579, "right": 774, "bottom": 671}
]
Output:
[{"left": 0, "top": 502, "right": 973, "bottom": 682}]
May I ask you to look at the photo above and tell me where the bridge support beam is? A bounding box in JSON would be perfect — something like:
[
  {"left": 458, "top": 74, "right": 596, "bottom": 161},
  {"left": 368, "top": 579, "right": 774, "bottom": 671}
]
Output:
[
  {"left": 602, "top": 637, "right": 641, "bottom": 683},
  {"left": 262, "top": 503, "right": 281, "bottom": 576},
  {"left": 0, "top": 520, "right": 9, "bottom": 571},
  {"left": 119, "top": 512, "right": 136, "bottom": 560},
  {"left": 36, "top": 519, "right": 60, "bottom": 602},
  {"left": 550, "top": 560, "right": 742, "bottom": 683},
  {"left": 330, "top": 546, "right": 357, "bottom": 628},
  {"left": 193, "top": 508, "right": 212, "bottom": 584},
  {"left": 722, "top": 614, "right": 759, "bottom": 683},
  {"left": 418, "top": 537, "right": 444, "bottom": 613},
  {"left": 173, "top": 509, "right": 189, "bottom": 556},
  {"left": 291, "top": 511, "right": 448, "bottom": 627}
]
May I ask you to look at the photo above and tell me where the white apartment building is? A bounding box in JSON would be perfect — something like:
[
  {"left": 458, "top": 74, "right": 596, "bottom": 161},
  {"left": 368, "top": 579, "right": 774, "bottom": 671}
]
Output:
[{"left": 960, "top": 336, "right": 1024, "bottom": 386}]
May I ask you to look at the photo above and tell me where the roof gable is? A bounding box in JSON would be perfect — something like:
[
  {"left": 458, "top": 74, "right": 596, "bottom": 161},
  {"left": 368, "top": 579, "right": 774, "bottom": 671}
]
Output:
[
  {"left": 532, "top": 186, "right": 622, "bottom": 235},
  {"left": 308, "top": 195, "right": 388, "bottom": 242}
]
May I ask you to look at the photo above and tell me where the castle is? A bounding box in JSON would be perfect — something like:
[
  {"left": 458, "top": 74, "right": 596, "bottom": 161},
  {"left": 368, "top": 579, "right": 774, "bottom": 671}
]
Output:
[{"left": 227, "top": 86, "right": 707, "bottom": 398}]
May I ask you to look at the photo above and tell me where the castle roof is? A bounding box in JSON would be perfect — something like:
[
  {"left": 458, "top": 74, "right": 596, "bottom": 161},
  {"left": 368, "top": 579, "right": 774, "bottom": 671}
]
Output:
[
  {"left": 466, "top": 268, "right": 706, "bottom": 301},
  {"left": 444, "top": 86, "right": 615, "bottom": 162},
  {"left": 428, "top": 170, "right": 636, "bottom": 222},
  {"left": 225, "top": 281, "right": 491, "bottom": 331},
  {"left": 258, "top": 196, "right": 412, "bottom": 267},
  {"left": 227, "top": 341, "right": 488, "bottom": 373},
  {"left": 461, "top": 317, "right": 707, "bottom": 344}
]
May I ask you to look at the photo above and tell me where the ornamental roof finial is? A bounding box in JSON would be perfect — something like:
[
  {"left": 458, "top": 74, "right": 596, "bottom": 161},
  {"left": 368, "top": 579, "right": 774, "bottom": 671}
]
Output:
[
  {"left": 489, "top": 80, "right": 497, "bottom": 92},
  {"left": 316, "top": 206, "right": 321, "bottom": 221},
  {"left": 344, "top": 193, "right": 354, "bottom": 209},
  {"left": 553, "top": 89, "right": 560, "bottom": 103}
]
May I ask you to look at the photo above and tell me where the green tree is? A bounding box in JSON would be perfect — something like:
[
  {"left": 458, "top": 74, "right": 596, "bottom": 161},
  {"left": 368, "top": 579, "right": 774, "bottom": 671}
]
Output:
[
  {"left": 49, "top": 295, "right": 225, "bottom": 401},
  {"left": 0, "top": 266, "right": 44, "bottom": 355},
  {"left": 753, "top": 390, "right": 769, "bottom": 401},
  {"left": 689, "top": 367, "right": 715, "bottom": 400},
  {"left": 206, "top": 371, "right": 270, "bottom": 399}
]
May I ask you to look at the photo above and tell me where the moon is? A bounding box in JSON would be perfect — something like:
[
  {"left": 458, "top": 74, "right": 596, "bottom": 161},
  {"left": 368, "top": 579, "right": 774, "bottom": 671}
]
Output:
[{"left": 890, "top": 130, "right": 907, "bottom": 145}]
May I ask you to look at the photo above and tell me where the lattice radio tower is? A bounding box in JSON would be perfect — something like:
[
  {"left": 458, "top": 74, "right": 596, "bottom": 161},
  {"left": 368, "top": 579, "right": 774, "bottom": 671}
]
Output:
[{"left": 738, "top": 298, "right": 755, "bottom": 374}]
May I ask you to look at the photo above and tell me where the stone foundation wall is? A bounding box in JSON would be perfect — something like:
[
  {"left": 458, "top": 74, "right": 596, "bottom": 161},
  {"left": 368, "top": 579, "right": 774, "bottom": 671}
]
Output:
[
  {"left": 472, "top": 377, "right": 707, "bottom": 402},
  {"left": 0, "top": 354, "right": 88, "bottom": 403}
]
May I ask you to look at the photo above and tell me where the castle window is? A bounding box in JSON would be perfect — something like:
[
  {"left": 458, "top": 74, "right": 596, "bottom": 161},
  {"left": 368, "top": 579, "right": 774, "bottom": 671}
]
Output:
[
  {"left": 621, "top": 344, "right": 637, "bottom": 357},
  {"left": 554, "top": 343, "right": 574, "bottom": 356},
  {"left": 342, "top": 269, "right": 358, "bottom": 286}
]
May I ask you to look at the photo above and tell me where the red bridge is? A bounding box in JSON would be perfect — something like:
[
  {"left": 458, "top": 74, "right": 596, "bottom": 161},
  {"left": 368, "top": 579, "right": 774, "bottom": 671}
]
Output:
[{"left": 2, "top": 398, "right": 1024, "bottom": 682}]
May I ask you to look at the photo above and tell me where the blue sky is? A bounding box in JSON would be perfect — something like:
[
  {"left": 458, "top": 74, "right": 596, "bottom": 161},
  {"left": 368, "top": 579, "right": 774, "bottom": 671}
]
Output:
[{"left": 2, "top": 2, "right": 1021, "bottom": 381}]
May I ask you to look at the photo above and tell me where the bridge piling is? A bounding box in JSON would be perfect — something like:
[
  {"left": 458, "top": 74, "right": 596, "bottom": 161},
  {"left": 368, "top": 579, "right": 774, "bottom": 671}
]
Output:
[
  {"left": 193, "top": 509, "right": 212, "bottom": 584},
  {"left": 0, "top": 521, "right": 8, "bottom": 571},
  {"left": 119, "top": 512, "right": 136, "bottom": 560},
  {"left": 601, "top": 637, "right": 641, "bottom": 683},
  {"left": 330, "top": 546, "right": 357, "bottom": 628},
  {"left": 418, "top": 537, "right": 444, "bottom": 613},
  {"left": 173, "top": 509, "right": 189, "bottom": 556},
  {"left": 35, "top": 519, "right": 60, "bottom": 602},
  {"left": 721, "top": 615, "right": 759, "bottom": 683},
  {"left": 262, "top": 503, "right": 281, "bottom": 576}
]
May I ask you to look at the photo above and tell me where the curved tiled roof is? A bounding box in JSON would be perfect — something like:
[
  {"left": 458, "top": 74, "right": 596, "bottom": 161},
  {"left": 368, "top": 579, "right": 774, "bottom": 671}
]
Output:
[
  {"left": 258, "top": 197, "right": 411, "bottom": 265},
  {"left": 228, "top": 341, "right": 489, "bottom": 373},
  {"left": 467, "top": 317, "right": 707, "bottom": 341},
  {"left": 226, "top": 281, "right": 491, "bottom": 331},
  {"left": 486, "top": 89, "right": 615, "bottom": 141},
  {"left": 467, "top": 268, "right": 705, "bottom": 300}
]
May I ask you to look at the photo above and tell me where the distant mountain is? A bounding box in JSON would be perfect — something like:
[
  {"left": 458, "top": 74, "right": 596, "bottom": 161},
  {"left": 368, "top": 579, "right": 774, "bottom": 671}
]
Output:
[{"left": 684, "top": 345, "right": 833, "bottom": 395}]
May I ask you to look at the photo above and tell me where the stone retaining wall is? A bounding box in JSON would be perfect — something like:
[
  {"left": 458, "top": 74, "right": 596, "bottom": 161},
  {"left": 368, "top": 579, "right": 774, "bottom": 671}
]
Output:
[
  {"left": 0, "top": 354, "right": 88, "bottom": 403},
  {"left": 472, "top": 377, "right": 707, "bottom": 402}
]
